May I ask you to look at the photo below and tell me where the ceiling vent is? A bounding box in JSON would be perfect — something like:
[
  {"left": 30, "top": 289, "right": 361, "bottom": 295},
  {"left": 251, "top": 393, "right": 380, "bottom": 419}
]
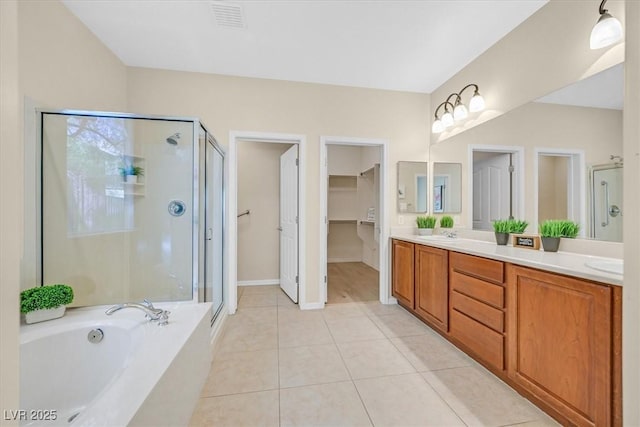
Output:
[{"left": 211, "top": 2, "right": 246, "bottom": 29}]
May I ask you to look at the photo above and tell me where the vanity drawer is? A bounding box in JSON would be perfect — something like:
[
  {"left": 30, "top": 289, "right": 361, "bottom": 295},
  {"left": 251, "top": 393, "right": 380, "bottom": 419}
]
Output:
[
  {"left": 450, "top": 252, "right": 504, "bottom": 284},
  {"left": 451, "top": 290, "right": 504, "bottom": 332},
  {"left": 450, "top": 309, "right": 504, "bottom": 371},
  {"left": 451, "top": 270, "right": 504, "bottom": 308}
]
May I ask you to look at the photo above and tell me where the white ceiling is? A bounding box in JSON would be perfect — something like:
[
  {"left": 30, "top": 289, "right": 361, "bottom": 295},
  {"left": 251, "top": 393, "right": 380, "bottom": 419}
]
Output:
[
  {"left": 62, "top": 0, "right": 548, "bottom": 94},
  {"left": 535, "top": 63, "right": 624, "bottom": 110}
]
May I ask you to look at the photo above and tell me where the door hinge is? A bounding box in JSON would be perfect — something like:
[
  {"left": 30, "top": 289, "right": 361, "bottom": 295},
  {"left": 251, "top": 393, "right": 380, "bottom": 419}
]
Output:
[
  {"left": 324, "top": 275, "right": 327, "bottom": 283},
  {"left": 508, "top": 164, "right": 515, "bottom": 173},
  {"left": 295, "top": 275, "right": 299, "bottom": 284},
  {"left": 295, "top": 158, "right": 299, "bottom": 166},
  {"left": 295, "top": 216, "right": 299, "bottom": 224}
]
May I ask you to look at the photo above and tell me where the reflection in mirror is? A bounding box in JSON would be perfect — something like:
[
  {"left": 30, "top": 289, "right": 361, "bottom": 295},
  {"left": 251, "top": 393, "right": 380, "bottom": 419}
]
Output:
[
  {"left": 429, "top": 62, "right": 623, "bottom": 241},
  {"left": 397, "top": 161, "right": 427, "bottom": 213},
  {"left": 471, "top": 149, "right": 523, "bottom": 231},
  {"left": 536, "top": 149, "right": 584, "bottom": 235},
  {"left": 534, "top": 64, "right": 623, "bottom": 241},
  {"left": 432, "top": 163, "right": 462, "bottom": 213}
]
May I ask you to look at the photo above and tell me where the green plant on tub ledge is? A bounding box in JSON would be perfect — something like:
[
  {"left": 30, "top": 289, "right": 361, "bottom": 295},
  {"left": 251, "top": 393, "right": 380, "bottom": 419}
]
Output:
[
  {"left": 539, "top": 219, "right": 580, "bottom": 252},
  {"left": 119, "top": 165, "right": 144, "bottom": 184},
  {"left": 416, "top": 215, "right": 437, "bottom": 236},
  {"left": 21, "top": 284, "right": 74, "bottom": 324},
  {"left": 493, "top": 219, "right": 528, "bottom": 245}
]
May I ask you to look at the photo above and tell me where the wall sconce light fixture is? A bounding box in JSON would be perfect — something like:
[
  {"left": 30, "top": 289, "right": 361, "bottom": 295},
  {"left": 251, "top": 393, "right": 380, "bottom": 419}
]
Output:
[
  {"left": 432, "top": 84, "right": 485, "bottom": 134},
  {"left": 590, "top": 0, "right": 623, "bottom": 50}
]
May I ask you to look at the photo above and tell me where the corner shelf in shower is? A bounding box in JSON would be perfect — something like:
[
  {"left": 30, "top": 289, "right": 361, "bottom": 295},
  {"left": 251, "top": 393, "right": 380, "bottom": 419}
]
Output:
[{"left": 123, "top": 182, "right": 145, "bottom": 196}]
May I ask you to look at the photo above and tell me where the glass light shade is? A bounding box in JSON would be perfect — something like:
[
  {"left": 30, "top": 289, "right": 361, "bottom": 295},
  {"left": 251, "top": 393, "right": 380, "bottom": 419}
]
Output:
[
  {"left": 469, "top": 94, "right": 485, "bottom": 112},
  {"left": 441, "top": 111, "right": 454, "bottom": 128},
  {"left": 431, "top": 119, "right": 444, "bottom": 134},
  {"left": 590, "top": 13, "right": 623, "bottom": 49},
  {"left": 453, "top": 104, "right": 468, "bottom": 121}
]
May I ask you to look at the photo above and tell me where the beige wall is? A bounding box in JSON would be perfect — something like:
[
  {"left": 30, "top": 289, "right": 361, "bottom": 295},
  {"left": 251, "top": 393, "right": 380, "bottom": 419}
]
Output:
[
  {"left": 430, "top": 102, "right": 623, "bottom": 229},
  {"left": 623, "top": 1, "right": 640, "bottom": 423},
  {"left": 1, "top": 1, "right": 21, "bottom": 421},
  {"left": 127, "top": 68, "right": 430, "bottom": 304},
  {"left": 538, "top": 156, "right": 568, "bottom": 222},
  {"left": 1, "top": 0, "right": 128, "bottom": 415},
  {"left": 237, "top": 141, "right": 292, "bottom": 282}
]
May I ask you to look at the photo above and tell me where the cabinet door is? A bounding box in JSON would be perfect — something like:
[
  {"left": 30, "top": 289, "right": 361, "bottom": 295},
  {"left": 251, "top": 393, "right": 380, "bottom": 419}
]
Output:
[
  {"left": 391, "top": 240, "right": 414, "bottom": 308},
  {"left": 414, "top": 245, "right": 448, "bottom": 332},
  {"left": 506, "top": 264, "right": 612, "bottom": 427}
]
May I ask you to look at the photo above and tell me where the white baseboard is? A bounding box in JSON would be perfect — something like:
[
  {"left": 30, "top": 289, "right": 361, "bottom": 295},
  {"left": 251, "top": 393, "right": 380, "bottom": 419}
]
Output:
[
  {"left": 327, "top": 257, "right": 362, "bottom": 263},
  {"left": 300, "top": 302, "right": 325, "bottom": 310},
  {"left": 237, "top": 279, "right": 280, "bottom": 286}
]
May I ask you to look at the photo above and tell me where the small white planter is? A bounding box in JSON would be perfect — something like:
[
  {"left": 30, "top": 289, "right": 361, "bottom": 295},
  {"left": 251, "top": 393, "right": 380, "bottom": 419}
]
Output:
[
  {"left": 417, "top": 228, "right": 434, "bottom": 236},
  {"left": 25, "top": 306, "right": 66, "bottom": 324},
  {"left": 125, "top": 175, "right": 138, "bottom": 184}
]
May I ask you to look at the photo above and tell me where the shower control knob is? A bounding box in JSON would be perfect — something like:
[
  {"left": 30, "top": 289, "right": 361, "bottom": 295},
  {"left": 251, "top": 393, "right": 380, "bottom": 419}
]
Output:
[
  {"left": 168, "top": 200, "right": 186, "bottom": 217},
  {"left": 609, "top": 205, "right": 621, "bottom": 217}
]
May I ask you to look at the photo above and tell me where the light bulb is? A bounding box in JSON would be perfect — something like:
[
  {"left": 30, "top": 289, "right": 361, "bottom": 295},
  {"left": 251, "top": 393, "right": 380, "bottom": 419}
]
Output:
[
  {"left": 453, "top": 104, "right": 468, "bottom": 121},
  {"left": 432, "top": 119, "right": 444, "bottom": 134},
  {"left": 441, "top": 111, "right": 453, "bottom": 128},
  {"left": 469, "top": 93, "right": 485, "bottom": 112},
  {"left": 590, "top": 12, "right": 623, "bottom": 49}
]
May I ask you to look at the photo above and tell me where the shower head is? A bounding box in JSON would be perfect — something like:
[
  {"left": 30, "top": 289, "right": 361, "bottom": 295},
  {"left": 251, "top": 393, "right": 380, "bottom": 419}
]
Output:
[{"left": 166, "top": 133, "right": 181, "bottom": 145}]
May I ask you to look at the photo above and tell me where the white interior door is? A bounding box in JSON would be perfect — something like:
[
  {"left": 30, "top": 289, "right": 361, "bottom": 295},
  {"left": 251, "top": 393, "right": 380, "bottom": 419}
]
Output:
[
  {"left": 280, "top": 145, "right": 299, "bottom": 302},
  {"left": 473, "top": 153, "right": 511, "bottom": 230}
]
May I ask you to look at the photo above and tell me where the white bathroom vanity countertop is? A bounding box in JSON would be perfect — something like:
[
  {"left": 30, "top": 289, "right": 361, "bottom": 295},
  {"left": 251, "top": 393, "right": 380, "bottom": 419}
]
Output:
[{"left": 392, "top": 234, "right": 623, "bottom": 286}]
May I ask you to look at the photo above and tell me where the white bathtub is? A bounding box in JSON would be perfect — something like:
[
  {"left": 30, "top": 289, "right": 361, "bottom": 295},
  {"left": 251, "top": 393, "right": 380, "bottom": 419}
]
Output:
[{"left": 20, "top": 302, "right": 214, "bottom": 427}]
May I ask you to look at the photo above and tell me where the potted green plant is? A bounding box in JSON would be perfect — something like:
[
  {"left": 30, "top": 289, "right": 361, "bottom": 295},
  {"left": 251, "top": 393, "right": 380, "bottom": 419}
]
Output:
[
  {"left": 539, "top": 219, "right": 580, "bottom": 252},
  {"left": 493, "top": 219, "right": 511, "bottom": 245},
  {"left": 439, "top": 215, "right": 454, "bottom": 228},
  {"left": 21, "top": 284, "right": 74, "bottom": 324},
  {"left": 119, "top": 164, "right": 144, "bottom": 184},
  {"left": 509, "top": 219, "right": 528, "bottom": 234},
  {"left": 416, "top": 215, "right": 437, "bottom": 236}
]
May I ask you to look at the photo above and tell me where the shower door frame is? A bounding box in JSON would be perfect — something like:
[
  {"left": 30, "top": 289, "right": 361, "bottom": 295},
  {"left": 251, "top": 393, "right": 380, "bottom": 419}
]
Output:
[{"left": 36, "top": 109, "right": 213, "bottom": 305}]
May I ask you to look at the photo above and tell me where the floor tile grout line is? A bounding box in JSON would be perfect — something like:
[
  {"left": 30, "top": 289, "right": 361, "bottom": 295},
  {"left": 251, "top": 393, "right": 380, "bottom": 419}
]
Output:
[{"left": 416, "top": 371, "right": 471, "bottom": 427}]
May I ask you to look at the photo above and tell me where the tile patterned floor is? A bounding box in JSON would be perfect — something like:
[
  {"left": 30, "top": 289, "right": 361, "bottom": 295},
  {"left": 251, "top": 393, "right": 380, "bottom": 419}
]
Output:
[{"left": 189, "top": 286, "right": 560, "bottom": 427}]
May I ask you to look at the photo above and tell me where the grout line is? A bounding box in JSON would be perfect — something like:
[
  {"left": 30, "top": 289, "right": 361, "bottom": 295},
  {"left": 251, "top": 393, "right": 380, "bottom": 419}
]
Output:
[{"left": 417, "top": 370, "right": 470, "bottom": 427}]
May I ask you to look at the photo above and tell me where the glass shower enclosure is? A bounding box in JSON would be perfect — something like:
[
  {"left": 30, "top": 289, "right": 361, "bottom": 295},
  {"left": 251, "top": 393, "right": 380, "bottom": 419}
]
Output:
[{"left": 39, "top": 111, "right": 224, "bottom": 322}]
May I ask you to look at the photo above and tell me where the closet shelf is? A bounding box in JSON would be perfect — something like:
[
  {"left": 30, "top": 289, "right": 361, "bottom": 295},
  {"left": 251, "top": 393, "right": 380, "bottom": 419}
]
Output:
[{"left": 329, "top": 219, "right": 357, "bottom": 224}]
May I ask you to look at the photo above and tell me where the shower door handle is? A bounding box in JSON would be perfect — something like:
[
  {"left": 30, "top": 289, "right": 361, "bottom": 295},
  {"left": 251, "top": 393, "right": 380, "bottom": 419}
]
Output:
[
  {"left": 206, "top": 228, "right": 213, "bottom": 241},
  {"left": 601, "top": 180, "right": 610, "bottom": 227}
]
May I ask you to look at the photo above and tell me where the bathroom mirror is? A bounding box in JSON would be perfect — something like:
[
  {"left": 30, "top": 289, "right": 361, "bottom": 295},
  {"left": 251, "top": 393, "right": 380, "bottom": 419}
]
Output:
[
  {"left": 432, "top": 162, "right": 462, "bottom": 213},
  {"left": 429, "top": 62, "right": 623, "bottom": 241},
  {"left": 397, "top": 161, "right": 428, "bottom": 213}
]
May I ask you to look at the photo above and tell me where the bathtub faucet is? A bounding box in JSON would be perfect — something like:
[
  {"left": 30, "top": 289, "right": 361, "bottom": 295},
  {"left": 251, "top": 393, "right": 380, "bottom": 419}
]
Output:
[{"left": 105, "top": 300, "right": 170, "bottom": 326}]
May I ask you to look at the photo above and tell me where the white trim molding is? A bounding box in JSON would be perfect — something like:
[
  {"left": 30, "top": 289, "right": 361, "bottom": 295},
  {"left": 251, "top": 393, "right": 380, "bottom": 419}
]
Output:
[
  {"left": 320, "top": 136, "right": 391, "bottom": 306},
  {"left": 533, "top": 147, "right": 586, "bottom": 236},
  {"left": 228, "top": 131, "right": 306, "bottom": 314}
]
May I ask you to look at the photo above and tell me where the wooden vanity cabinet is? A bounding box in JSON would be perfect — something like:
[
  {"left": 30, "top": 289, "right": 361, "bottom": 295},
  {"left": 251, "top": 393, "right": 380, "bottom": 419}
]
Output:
[
  {"left": 449, "top": 252, "right": 506, "bottom": 371},
  {"left": 506, "top": 264, "right": 619, "bottom": 427},
  {"left": 391, "top": 239, "right": 414, "bottom": 309},
  {"left": 414, "top": 245, "right": 448, "bottom": 332}
]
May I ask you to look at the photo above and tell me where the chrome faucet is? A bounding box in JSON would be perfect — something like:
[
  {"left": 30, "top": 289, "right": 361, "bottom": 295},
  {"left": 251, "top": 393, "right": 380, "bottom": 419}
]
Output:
[
  {"left": 441, "top": 230, "right": 457, "bottom": 239},
  {"left": 105, "top": 300, "right": 170, "bottom": 325}
]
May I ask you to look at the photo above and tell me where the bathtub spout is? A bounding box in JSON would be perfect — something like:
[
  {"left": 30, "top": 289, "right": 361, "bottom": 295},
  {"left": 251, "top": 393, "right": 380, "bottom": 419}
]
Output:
[{"left": 105, "top": 300, "right": 170, "bottom": 325}]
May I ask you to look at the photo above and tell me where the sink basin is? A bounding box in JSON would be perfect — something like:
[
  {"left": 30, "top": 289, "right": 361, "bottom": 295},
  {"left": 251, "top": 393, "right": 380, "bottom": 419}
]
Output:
[{"left": 584, "top": 260, "right": 623, "bottom": 275}]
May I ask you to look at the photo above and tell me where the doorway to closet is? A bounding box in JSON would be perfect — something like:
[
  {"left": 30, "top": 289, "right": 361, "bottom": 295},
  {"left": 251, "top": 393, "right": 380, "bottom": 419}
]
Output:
[{"left": 321, "top": 141, "right": 383, "bottom": 304}]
